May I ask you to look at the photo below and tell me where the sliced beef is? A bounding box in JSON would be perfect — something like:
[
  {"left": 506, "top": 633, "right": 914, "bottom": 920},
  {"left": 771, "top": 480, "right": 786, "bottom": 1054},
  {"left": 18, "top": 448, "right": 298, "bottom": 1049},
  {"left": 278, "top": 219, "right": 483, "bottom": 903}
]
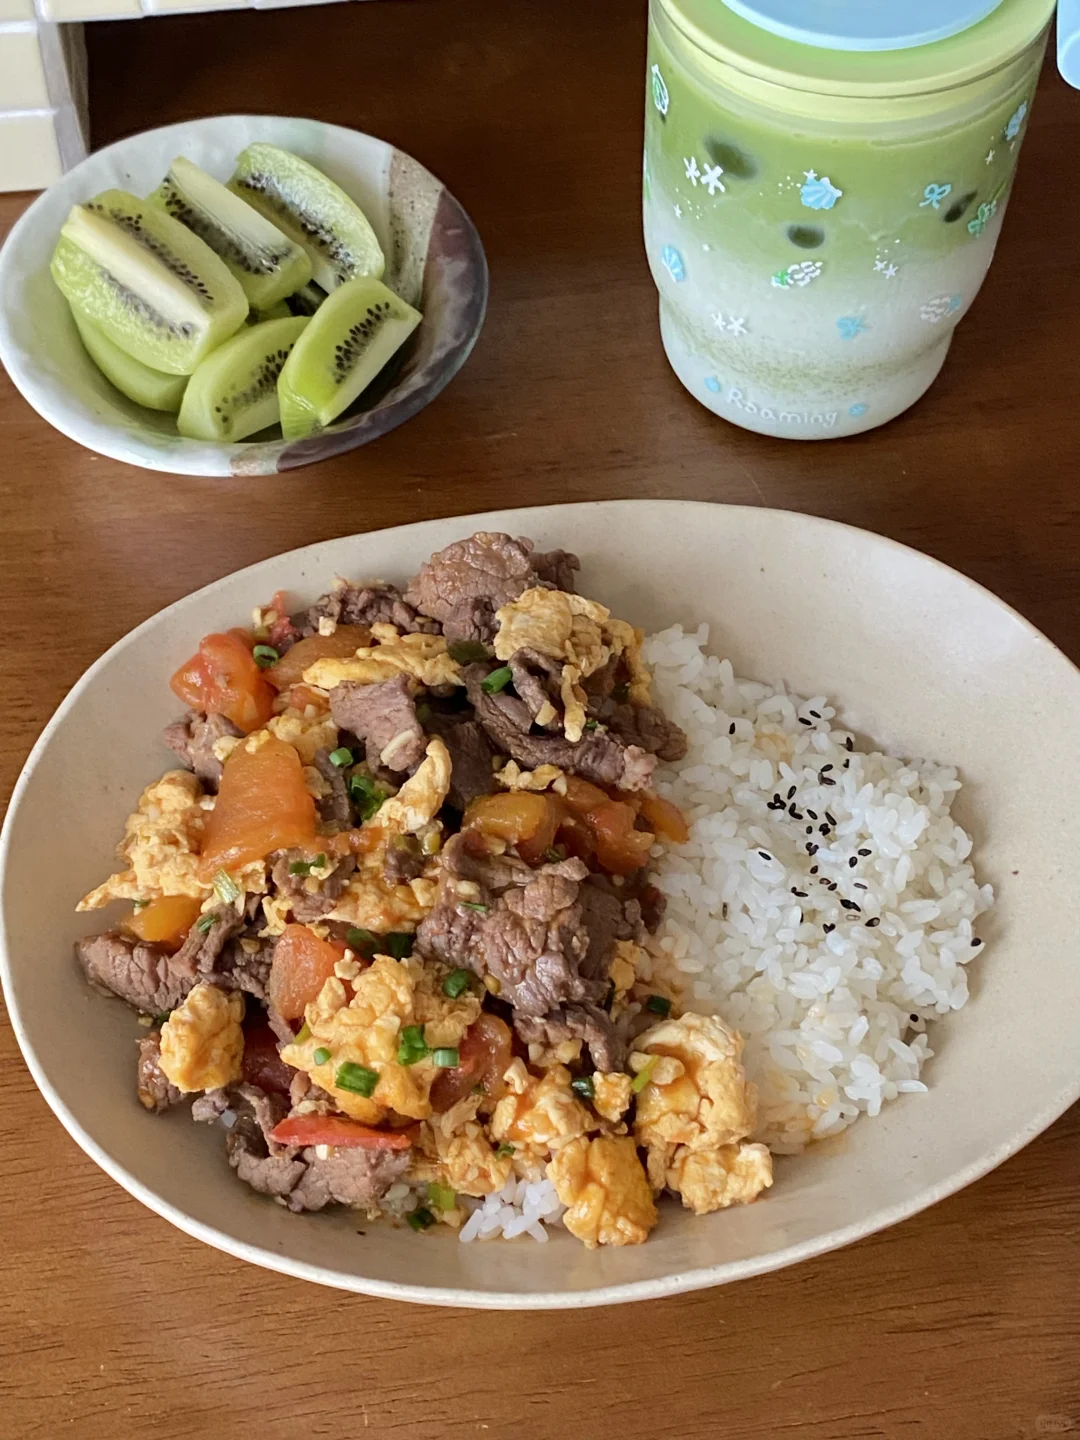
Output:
[
  {"left": 383, "top": 835, "right": 425, "bottom": 887},
  {"left": 508, "top": 649, "right": 562, "bottom": 727},
  {"left": 464, "top": 664, "right": 656, "bottom": 791},
  {"left": 313, "top": 747, "right": 353, "bottom": 828},
  {"left": 515, "top": 1004, "right": 626, "bottom": 1074},
  {"left": 604, "top": 702, "right": 688, "bottom": 763},
  {"left": 76, "top": 932, "right": 193, "bottom": 1015},
  {"left": 579, "top": 878, "right": 638, "bottom": 981},
  {"left": 532, "top": 548, "right": 580, "bottom": 594},
  {"left": 270, "top": 851, "right": 357, "bottom": 923},
  {"left": 214, "top": 935, "right": 275, "bottom": 1002},
  {"left": 162, "top": 711, "right": 242, "bottom": 791},
  {"left": 223, "top": 1084, "right": 410, "bottom": 1213},
  {"left": 404, "top": 533, "right": 541, "bottom": 642},
  {"left": 306, "top": 579, "right": 436, "bottom": 635},
  {"left": 191, "top": 1087, "right": 232, "bottom": 1123},
  {"left": 423, "top": 711, "right": 497, "bottom": 810},
  {"left": 329, "top": 675, "right": 426, "bottom": 773},
  {"left": 136, "top": 1030, "right": 183, "bottom": 1113},
  {"left": 416, "top": 835, "right": 607, "bottom": 1016},
  {"left": 172, "top": 904, "right": 246, "bottom": 977}
]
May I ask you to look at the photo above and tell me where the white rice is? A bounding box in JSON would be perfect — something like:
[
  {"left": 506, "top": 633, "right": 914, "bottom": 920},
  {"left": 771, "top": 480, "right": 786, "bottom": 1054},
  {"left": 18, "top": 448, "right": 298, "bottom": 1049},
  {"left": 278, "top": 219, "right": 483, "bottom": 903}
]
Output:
[
  {"left": 458, "top": 1178, "right": 565, "bottom": 1244},
  {"left": 640, "top": 622, "right": 992, "bottom": 1155}
]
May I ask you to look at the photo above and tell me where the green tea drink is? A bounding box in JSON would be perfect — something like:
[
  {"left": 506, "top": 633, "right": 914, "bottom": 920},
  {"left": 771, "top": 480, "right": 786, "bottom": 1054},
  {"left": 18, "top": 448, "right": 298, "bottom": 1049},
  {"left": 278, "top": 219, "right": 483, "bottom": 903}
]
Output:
[{"left": 644, "top": 0, "right": 1053, "bottom": 438}]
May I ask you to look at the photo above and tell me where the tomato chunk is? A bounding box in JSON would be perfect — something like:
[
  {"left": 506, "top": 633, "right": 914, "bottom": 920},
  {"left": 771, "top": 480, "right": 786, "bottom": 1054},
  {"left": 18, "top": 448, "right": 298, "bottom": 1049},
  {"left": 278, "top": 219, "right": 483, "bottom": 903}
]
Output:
[
  {"left": 430, "top": 1014, "right": 513, "bottom": 1113},
  {"left": 561, "top": 775, "right": 610, "bottom": 816},
  {"left": 264, "top": 590, "right": 301, "bottom": 653},
  {"left": 268, "top": 1114, "right": 411, "bottom": 1150},
  {"left": 241, "top": 1017, "right": 295, "bottom": 1095},
  {"left": 121, "top": 895, "right": 203, "bottom": 952},
  {"left": 463, "top": 791, "right": 561, "bottom": 864},
  {"left": 636, "top": 792, "right": 690, "bottom": 844},
  {"left": 268, "top": 922, "right": 343, "bottom": 1020},
  {"left": 200, "top": 734, "right": 317, "bottom": 875},
  {"left": 170, "top": 630, "right": 276, "bottom": 735},
  {"left": 266, "top": 625, "right": 371, "bottom": 691},
  {"left": 587, "top": 800, "right": 655, "bottom": 876}
]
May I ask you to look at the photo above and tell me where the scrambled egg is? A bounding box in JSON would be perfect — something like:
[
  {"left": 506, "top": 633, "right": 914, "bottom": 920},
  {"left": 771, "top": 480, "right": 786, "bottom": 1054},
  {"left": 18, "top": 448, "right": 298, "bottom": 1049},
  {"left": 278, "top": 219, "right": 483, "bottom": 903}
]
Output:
[
  {"left": 490, "top": 1063, "right": 593, "bottom": 1156},
  {"left": 609, "top": 939, "right": 642, "bottom": 1016},
  {"left": 492, "top": 588, "right": 652, "bottom": 733},
  {"left": 412, "top": 1099, "right": 514, "bottom": 1198},
  {"left": 592, "top": 1071, "right": 633, "bottom": 1123},
  {"left": 495, "top": 761, "right": 565, "bottom": 792},
  {"left": 281, "top": 955, "right": 480, "bottom": 1124},
  {"left": 158, "top": 983, "right": 244, "bottom": 1093},
  {"left": 267, "top": 707, "right": 339, "bottom": 766},
  {"left": 631, "top": 1011, "right": 758, "bottom": 1154},
  {"left": 302, "top": 629, "right": 462, "bottom": 692},
  {"left": 378, "top": 738, "right": 451, "bottom": 834},
  {"left": 547, "top": 1135, "right": 657, "bottom": 1248},
  {"left": 666, "top": 1142, "right": 773, "bottom": 1215},
  {"left": 78, "top": 771, "right": 214, "bottom": 909}
]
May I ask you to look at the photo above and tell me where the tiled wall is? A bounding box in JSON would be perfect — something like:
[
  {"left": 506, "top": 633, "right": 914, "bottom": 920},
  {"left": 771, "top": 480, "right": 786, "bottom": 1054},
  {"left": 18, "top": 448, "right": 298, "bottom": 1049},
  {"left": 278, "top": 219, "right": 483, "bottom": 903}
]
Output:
[{"left": 0, "top": 0, "right": 345, "bottom": 192}]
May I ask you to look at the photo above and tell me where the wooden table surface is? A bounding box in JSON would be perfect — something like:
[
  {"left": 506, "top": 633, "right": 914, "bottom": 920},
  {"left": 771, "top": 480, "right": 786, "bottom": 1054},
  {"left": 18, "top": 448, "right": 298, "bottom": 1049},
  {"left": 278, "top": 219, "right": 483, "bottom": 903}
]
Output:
[{"left": 1, "top": 1, "right": 1078, "bottom": 1435}]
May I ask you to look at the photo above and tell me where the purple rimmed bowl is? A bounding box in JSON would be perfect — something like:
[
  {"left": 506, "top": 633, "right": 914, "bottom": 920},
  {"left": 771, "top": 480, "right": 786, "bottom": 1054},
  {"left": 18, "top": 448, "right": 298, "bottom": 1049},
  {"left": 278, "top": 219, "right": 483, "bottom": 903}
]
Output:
[{"left": 0, "top": 114, "right": 488, "bottom": 476}]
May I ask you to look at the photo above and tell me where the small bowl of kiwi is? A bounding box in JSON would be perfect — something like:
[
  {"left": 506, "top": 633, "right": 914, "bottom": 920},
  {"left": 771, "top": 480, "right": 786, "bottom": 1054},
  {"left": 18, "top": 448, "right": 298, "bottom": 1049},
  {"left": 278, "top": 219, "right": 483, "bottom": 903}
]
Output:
[{"left": 0, "top": 115, "right": 487, "bottom": 475}]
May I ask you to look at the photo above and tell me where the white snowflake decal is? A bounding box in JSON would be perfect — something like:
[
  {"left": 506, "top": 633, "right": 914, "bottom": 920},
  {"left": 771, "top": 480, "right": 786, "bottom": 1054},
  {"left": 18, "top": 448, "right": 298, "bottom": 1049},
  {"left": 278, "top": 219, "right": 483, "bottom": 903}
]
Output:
[
  {"left": 711, "top": 312, "right": 748, "bottom": 337},
  {"left": 874, "top": 259, "right": 899, "bottom": 278},
  {"left": 701, "top": 163, "right": 726, "bottom": 195},
  {"left": 684, "top": 156, "right": 700, "bottom": 186},
  {"left": 674, "top": 203, "right": 682, "bottom": 219}
]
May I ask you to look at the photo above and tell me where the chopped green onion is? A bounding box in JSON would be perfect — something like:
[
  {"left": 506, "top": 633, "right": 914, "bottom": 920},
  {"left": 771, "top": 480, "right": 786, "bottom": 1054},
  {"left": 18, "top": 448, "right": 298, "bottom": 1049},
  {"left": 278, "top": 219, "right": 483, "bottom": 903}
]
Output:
[
  {"left": 583, "top": 719, "right": 599, "bottom": 731},
  {"left": 328, "top": 746, "right": 353, "bottom": 768},
  {"left": 288, "top": 859, "right": 313, "bottom": 876},
  {"left": 348, "top": 773, "right": 386, "bottom": 822},
  {"left": 460, "top": 901, "right": 489, "bottom": 915},
  {"left": 153, "top": 1012, "right": 171, "bottom": 1026},
  {"left": 385, "top": 932, "right": 413, "bottom": 960},
  {"left": 544, "top": 846, "right": 565, "bottom": 864},
  {"left": 481, "top": 666, "right": 513, "bottom": 695},
  {"left": 132, "top": 899, "right": 150, "bottom": 910},
  {"left": 415, "top": 702, "right": 432, "bottom": 723},
  {"left": 571, "top": 1075, "right": 596, "bottom": 1102},
  {"left": 212, "top": 869, "right": 241, "bottom": 905},
  {"left": 397, "top": 1025, "right": 429, "bottom": 1066},
  {"left": 346, "top": 927, "right": 377, "bottom": 954},
  {"left": 495, "top": 1142, "right": 515, "bottom": 1158},
  {"left": 631, "top": 1061, "right": 655, "bottom": 1094},
  {"left": 432, "top": 1048, "right": 460, "bottom": 1069},
  {"left": 427, "top": 1182, "right": 456, "bottom": 1212},
  {"left": 252, "top": 644, "right": 279, "bottom": 668},
  {"left": 645, "top": 994, "right": 672, "bottom": 1017},
  {"left": 442, "top": 968, "right": 471, "bottom": 998},
  {"left": 407, "top": 1207, "right": 436, "bottom": 1232},
  {"left": 312, "top": 1046, "right": 331, "bottom": 1065},
  {"left": 295, "top": 1022, "right": 312, "bottom": 1044},
  {"left": 335, "top": 1062, "right": 378, "bottom": 1097},
  {"left": 195, "top": 912, "right": 216, "bottom": 934},
  {"left": 448, "top": 640, "right": 490, "bottom": 664}
]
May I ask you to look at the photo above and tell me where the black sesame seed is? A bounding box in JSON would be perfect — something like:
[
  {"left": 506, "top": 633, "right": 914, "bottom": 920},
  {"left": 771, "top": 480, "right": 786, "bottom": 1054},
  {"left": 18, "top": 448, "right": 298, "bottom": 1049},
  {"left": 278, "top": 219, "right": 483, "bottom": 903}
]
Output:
[
  {"left": 848, "top": 857, "right": 858, "bottom": 869},
  {"left": 810, "top": 865, "right": 818, "bottom": 874},
  {"left": 910, "top": 1012, "right": 919, "bottom": 1022},
  {"left": 806, "top": 810, "right": 818, "bottom": 820},
  {"left": 858, "top": 848, "right": 871, "bottom": 857},
  {"left": 828, "top": 882, "right": 838, "bottom": 891},
  {"left": 826, "top": 813, "right": 837, "bottom": 826},
  {"left": 773, "top": 793, "right": 782, "bottom": 804},
  {"left": 821, "top": 764, "right": 833, "bottom": 773},
  {"left": 843, "top": 759, "right": 850, "bottom": 769},
  {"left": 792, "top": 890, "right": 807, "bottom": 899},
  {"left": 845, "top": 737, "right": 854, "bottom": 751},
  {"left": 819, "top": 824, "right": 830, "bottom": 835},
  {"left": 805, "top": 826, "right": 813, "bottom": 835},
  {"left": 854, "top": 882, "right": 867, "bottom": 890},
  {"left": 821, "top": 775, "right": 836, "bottom": 786},
  {"left": 972, "top": 937, "right": 983, "bottom": 946},
  {"left": 840, "top": 898, "right": 860, "bottom": 912},
  {"left": 790, "top": 808, "right": 803, "bottom": 820},
  {"left": 799, "top": 717, "right": 813, "bottom": 726},
  {"left": 867, "top": 917, "right": 881, "bottom": 927},
  {"left": 729, "top": 723, "right": 736, "bottom": 735},
  {"left": 809, "top": 710, "right": 821, "bottom": 719},
  {"left": 758, "top": 850, "right": 771, "bottom": 860},
  {"left": 807, "top": 844, "right": 818, "bottom": 856},
  {"left": 823, "top": 923, "right": 835, "bottom": 933},
  {"left": 787, "top": 786, "right": 797, "bottom": 800}
]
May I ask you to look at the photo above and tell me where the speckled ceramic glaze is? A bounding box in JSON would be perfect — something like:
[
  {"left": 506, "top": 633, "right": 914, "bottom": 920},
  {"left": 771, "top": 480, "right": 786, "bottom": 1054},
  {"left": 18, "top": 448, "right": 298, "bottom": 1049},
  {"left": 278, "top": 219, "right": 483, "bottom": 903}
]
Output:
[
  {"left": 4, "top": 501, "right": 1080, "bottom": 1308},
  {"left": 0, "top": 116, "right": 487, "bottom": 476}
]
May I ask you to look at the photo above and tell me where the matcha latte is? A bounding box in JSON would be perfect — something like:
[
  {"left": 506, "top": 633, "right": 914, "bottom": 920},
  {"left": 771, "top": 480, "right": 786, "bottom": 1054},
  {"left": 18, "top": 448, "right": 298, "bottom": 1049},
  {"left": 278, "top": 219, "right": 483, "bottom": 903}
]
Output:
[{"left": 644, "top": 0, "right": 1054, "bottom": 438}]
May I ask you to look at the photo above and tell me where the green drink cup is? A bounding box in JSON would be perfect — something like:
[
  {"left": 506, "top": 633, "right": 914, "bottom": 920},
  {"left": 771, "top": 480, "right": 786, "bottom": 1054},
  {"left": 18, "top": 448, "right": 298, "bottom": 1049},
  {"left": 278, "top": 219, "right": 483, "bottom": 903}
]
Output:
[{"left": 644, "top": 0, "right": 1055, "bottom": 438}]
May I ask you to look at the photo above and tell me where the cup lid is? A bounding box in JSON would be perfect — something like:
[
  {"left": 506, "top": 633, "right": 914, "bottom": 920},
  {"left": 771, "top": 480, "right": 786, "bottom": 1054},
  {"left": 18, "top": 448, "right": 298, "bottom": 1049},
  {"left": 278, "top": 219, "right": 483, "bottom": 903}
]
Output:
[{"left": 720, "top": 0, "right": 1006, "bottom": 52}]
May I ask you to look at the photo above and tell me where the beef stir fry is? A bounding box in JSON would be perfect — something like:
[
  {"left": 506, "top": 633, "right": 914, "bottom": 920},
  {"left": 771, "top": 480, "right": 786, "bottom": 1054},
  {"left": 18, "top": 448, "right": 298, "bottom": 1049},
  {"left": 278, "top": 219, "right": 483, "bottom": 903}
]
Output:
[{"left": 75, "top": 534, "right": 771, "bottom": 1246}]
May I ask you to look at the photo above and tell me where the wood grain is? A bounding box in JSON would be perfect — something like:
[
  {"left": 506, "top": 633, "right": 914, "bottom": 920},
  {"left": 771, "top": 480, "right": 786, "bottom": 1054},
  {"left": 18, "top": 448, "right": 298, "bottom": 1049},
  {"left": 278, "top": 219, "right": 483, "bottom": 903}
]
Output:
[{"left": 0, "top": 2, "right": 1077, "bottom": 1436}]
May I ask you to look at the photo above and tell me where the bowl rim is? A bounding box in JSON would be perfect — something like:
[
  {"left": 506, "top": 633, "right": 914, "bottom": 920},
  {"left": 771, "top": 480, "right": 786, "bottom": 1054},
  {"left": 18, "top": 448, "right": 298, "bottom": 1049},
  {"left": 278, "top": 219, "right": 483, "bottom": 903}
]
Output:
[
  {"left": 0, "top": 114, "right": 488, "bottom": 477},
  {"left": 4, "top": 498, "right": 1079, "bottom": 1308}
]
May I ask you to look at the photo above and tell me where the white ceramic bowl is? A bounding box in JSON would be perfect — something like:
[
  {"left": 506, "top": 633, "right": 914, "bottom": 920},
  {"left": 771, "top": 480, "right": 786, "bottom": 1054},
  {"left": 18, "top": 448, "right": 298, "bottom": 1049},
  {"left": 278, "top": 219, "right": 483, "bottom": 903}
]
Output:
[
  {"left": 0, "top": 115, "right": 487, "bottom": 476},
  {"left": 3, "top": 500, "right": 1079, "bottom": 1308}
]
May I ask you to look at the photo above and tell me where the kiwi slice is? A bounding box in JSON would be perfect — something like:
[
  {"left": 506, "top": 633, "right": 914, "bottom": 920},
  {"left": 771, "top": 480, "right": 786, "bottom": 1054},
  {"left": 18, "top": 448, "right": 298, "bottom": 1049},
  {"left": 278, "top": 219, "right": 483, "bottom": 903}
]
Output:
[
  {"left": 286, "top": 281, "right": 327, "bottom": 316},
  {"left": 72, "top": 306, "right": 188, "bottom": 413},
  {"left": 229, "top": 143, "right": 384, "bottom": 293},
  {"left": 177, "top": 315, "right": 310, "bottom": 442},
  {"left": 51, "top": 191, "right": 247, "bottom": 375},
  {"left": 277, "top": 277, "right": 420, "bottom": 440},
  {"left": 151, "top": 156, "right": 312, "bottom": 310},
  {"left": 248, "top": 300, "right": 292, "bottom": 323}
]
